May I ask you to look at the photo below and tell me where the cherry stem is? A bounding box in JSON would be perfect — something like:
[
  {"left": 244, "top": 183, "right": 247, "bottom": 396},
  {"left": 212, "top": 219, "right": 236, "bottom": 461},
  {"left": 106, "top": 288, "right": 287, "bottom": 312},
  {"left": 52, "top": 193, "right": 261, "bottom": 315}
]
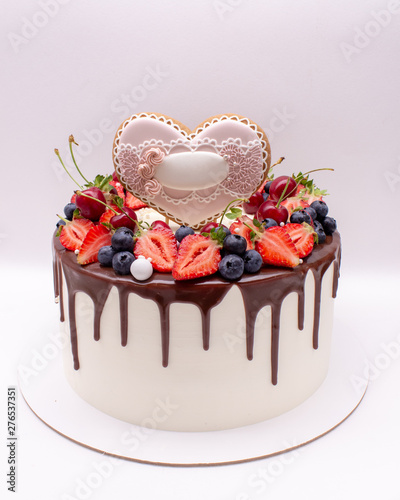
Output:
[
  {"left": 54, "top": 149, "right": 83, "bottom": 190},
  {"left": 69, "top": 135, "right": 90, "bottom": 184},
  {"left": 219, "top": 198, "right": 248, "bottom": 226},
  {"left": 56, "top": 214, "right": 69, "bottom": 224},
  {"left": 75, "top": 191, "right": 138, "bottom": 228},
  {"left": 302, "top": 167, "right": 334, "bottom": 176},
  {"left": 275, "top": 178, "right": 292, "bottom": 208},
  {"left": 270, "top": 157, "right": 285, "bottom": 170}
]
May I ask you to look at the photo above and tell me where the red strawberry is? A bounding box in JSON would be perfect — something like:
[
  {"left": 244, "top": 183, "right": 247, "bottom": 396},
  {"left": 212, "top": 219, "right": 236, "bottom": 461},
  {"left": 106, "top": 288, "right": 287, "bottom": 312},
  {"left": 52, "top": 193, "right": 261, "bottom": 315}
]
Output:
[
  {"left": 255, "top": 226, "right": 299, "bottom": 268},
  {"left": 99, "top": 205, "right": 121, "bottom": 225},
  {"left": 229, "top": 216, "right": 258, "bottom": 250},
  {"left": 77, "top": 225, "right": 113, "bottom": 265},
  {"left": 134, "top": 226, "right": 177, "bottom": 272},
  {"left": 285, "top": 223, "right": 315, "bottom": 259},
  {"left": 125, "top": 192, "right": 147, "bottom": 210},
  {"left": 280, "top": 197, "right": 309, "bottom": 215},
  {"left": 109, "top": 179, "right": 125, "bottom": 199},
  {"left": 59, "top": 219, "right": 94, "bottom": 251},
  {"left": 172, "top": 234, "right": 221, "bottom": 280}
]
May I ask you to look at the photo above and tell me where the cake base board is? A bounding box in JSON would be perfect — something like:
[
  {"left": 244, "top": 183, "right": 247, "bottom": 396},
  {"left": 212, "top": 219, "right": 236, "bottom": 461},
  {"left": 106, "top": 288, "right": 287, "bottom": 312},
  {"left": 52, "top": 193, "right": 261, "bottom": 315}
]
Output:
[{"left": 19, "top": 327, "right": 367, "bottom": 466}]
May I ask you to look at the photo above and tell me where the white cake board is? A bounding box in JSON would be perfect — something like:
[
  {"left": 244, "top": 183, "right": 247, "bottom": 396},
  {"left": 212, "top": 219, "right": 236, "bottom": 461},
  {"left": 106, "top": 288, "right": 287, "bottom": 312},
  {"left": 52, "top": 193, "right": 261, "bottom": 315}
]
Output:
[{"left": 19, "top": 327, "right": 367, "bottom": 467}]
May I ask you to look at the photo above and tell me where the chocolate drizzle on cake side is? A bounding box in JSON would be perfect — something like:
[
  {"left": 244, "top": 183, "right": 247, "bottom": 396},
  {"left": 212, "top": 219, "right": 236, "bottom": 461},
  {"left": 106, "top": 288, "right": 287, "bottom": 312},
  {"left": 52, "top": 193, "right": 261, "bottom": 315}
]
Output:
[{"left": 53, "top": 233, "right": 341, "bottom": 383}]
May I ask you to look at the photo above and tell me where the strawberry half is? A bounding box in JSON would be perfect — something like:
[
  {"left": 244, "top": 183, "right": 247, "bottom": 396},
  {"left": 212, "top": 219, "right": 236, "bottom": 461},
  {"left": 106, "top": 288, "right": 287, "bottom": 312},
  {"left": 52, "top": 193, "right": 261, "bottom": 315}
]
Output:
[
  {"left": 99, "top": 205, "right": 121, "bottom": 225},
  {"left": 172, "top": 234, "right": 221, "bottom": 281},
  {"left": 280, "top": 197, "right": 309, "bottom": 215},
  {"left": 285, "top": 223, "right": 315, "bottom": 259},
  {"left": 255, "top": 226, "right": 300, "bottom": 268},
  {"left": 229, "top": 216, "right": 258, "bottom": 250},
  {"left": 134, "top": 226, "right": 177, "bottom": 272},
  {"left": 77, "top": 225, "right": 113, "bottom": 265},
  {"left": 125, "top": 192, "right": 147, "bottom": 210},
  {"left": 59, "top": 219, "right": 94, "bottom": 251}
]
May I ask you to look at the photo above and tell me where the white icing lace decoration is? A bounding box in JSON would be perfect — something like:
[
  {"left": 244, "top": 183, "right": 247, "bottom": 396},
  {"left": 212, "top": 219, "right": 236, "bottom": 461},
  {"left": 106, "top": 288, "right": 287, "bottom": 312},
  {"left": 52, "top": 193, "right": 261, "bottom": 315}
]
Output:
[{"left": 115, "top": 138, "right": 263, "bottom": 203}]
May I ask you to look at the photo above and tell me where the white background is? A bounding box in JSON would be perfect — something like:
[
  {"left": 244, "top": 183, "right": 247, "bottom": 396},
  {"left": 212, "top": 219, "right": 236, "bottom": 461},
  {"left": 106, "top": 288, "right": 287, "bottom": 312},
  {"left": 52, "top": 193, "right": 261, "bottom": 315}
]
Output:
[{"left": 1, "top": 0, "right": 400, "bottom": 498}]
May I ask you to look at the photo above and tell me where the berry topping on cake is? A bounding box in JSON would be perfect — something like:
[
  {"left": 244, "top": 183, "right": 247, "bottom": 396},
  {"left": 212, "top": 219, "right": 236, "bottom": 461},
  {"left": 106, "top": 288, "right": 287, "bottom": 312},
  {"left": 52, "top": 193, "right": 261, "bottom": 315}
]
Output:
[
  {"left": 310, "top": 200, "right": 329, "bottom": 221},
  {"left": 110, "top": 207, "right": 138, "bottom": 232},
  {"left": 285, "top": 223, "right": 315, "bottom": 258},
  {"left": 175, "top": 225, "right": 195, "bottom": 243},
  {"left": 321, "top": 216, "right": 337, "bottom": 236},
  {"left": 98, "top": 245, "right": 116, "bottom": 267},
  {"left": 77, "top": 225, "right": 113, "bottom": 265},
  {"left": 59, "top": 218, "right": 95, "bottom": 251},
  {"left": 229, "top": 216, "right": 258, "bottom": 250},
  {"left": 151, "top": 220, "right": 171, "bottom": 230},
  {"left": 313, "top": 220, "right": 326, "bottom": 244},
  {"left": 125, "top": 192, "right": 147, "bottom": 211},
  {"left": 64, "top": 202, "right": 77, "bottom": 221},
  {"left": 99, "top": 206, "right": 121, "bottom": 225},
  {"left": 112, "top": 251, "right": 135, "bottom": 275},
  {"left": 243, "top": 191, "right": 264, "bottom": 215},
  {"left": 134, "top": 226, "right": 178, "bottom": 272},
  {"left": 260, "top": 218, "right": 278, "bottom": 229},
  {"left": 75, "top": 187, "right": 107, "bottom": 221},
  {"left": 255, "top": 226, "right": 300, "bottom": 268},
  {"left": 219, "top": 254, "right": 244, "bottom": 281},
  {"left": 268, "top": 175, "right": 297, "bottom": 202},
  {"left": 223, "top": 234, "right": 247, "bottom": 256},
  {"left": 256, "top": 201, "right": 289, "bottom": 225},
  {"left": 243, "top": 249, "right": 263, "bottom": 273},
  {"left": 289, "top": 209, "right": 312, "bottom": 225},
  {"left": 111, "top": 228, "right": 135, "bottom": 253},
  {"left": 172, "top": 234, "right": 221, "bottom": 280}
]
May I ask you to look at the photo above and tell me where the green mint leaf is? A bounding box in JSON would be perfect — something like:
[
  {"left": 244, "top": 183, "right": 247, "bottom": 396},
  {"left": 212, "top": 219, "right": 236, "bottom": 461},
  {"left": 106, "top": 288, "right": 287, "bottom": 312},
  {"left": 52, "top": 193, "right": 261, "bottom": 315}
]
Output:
[
  {"left": 252, "top": 218, "right": 262, "bottom": 228},
  {"left": 225, "top": 212, "right": 239, "bottom": 220},
  {"left": 114, "top": 195, "right": 124, "bottom": 208},
  {"left": 73, "top": 208, "right": 80, "bottom": 218}
]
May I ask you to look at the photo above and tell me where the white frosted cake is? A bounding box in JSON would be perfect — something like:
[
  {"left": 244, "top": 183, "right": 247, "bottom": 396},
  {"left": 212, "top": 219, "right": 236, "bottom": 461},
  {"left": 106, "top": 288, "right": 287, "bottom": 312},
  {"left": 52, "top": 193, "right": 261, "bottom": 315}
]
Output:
[{"left": 53, "top": 113, "right": 340, "bottom": 431}]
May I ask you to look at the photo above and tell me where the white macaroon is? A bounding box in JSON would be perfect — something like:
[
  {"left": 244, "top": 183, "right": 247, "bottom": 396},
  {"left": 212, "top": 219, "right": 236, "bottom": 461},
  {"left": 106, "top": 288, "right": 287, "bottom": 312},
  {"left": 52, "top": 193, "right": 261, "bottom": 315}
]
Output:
[{"left": 130, "top": 255, "right": 153, "bottom": 281}]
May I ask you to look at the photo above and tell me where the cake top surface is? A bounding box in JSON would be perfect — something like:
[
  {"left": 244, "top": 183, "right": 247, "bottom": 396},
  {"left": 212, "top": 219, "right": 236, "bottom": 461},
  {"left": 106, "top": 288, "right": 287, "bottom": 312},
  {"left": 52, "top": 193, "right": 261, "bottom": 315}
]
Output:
[{"left": 54, "top": 112, "right": 338, "bottom": 284}]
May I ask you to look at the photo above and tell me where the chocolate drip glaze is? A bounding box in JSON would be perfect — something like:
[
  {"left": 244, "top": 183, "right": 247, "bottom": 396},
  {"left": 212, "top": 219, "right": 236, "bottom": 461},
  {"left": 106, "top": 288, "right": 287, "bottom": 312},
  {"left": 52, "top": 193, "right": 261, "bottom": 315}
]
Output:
[{"left": 53, "top": 232, "right": 341, "bottom": 385}]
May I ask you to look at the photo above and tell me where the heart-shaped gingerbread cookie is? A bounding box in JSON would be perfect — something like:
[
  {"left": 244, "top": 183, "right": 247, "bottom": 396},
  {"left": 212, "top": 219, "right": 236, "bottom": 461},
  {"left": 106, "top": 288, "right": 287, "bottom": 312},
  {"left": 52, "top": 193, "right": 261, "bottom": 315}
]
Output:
[{"left": 112, "top": 113, "right": 271, "bottom": 228}]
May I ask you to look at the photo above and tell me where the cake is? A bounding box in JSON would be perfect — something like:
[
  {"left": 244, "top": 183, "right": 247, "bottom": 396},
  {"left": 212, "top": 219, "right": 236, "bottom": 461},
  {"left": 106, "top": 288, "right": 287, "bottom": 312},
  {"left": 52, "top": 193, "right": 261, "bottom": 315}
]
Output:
[{"left": 53, "top": 113, "right": 340, "bottom": 432}]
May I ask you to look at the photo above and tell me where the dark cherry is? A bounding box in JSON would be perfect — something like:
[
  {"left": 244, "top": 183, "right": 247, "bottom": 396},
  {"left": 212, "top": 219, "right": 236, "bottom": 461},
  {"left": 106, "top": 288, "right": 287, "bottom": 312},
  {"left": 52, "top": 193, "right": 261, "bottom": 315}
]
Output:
[
  {"left": 151, "top": 220, "right": 171, "bottom": 230},
  {"left": 110, "top": 207, "right": 138, "bottom": 231},
  {"left": 200, "top": 221, "right": 229, "bottom": 233},
  {"left": 75, "top": 187, "right": 107, "bottom": 221},
  {"left": 269, "top": 176, "right": 297, "bottom": 202},
  {"left": 243, "top": 192, "right": 264, "bottom": 215},
  {"left": 256, "top": 201, "right": 288, "bottom": 225}
]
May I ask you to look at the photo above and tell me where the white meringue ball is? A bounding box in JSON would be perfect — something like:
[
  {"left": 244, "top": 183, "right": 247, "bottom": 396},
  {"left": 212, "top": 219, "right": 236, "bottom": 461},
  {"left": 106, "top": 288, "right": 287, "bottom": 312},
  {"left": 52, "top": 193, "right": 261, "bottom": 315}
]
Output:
[{"left": 130, "top": 256, "right": 153, "bottom": 281}]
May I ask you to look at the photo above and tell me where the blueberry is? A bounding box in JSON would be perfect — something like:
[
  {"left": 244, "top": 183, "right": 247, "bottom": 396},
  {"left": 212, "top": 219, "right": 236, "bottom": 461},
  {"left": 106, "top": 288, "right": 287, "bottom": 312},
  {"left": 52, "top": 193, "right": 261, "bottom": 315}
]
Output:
[
  {"left": 310, "top": 200, "right": 329, "bottom": 221},
  {"left": 262, "top": 192, "right": 269, "bottom": 202},
  {"left": 111, "top": 228, "right": 135, "bottom": 252},
  {"left": 219, "top": 254, "right": 244, "bottom": 281},
  {"left": 313, "top": 220, "right": 326, "bottom": 244},
  {"left": 322, "top": 216, "right": 337, "bottom": 236},
  {"left": 56, "top": 219, "right": 66, "bottom": 228},
  {"left": 64, "top": 203, "right": 77, "bottom": 221},
  {"left": 223, "top": 234, "right": 247, "bottom": 256},
  {"left": 290, "top": 210, "right": 312, "bottom": 225},
  {"left": 115, "top": 227, "right": 134, "bottom": 236},
  {"left": 175, "top": 225, "right": 195, "bottom": 242},
  {"left": 243, "top": 250, "right": 263, "bottom": 273},
  {"left": 304, "top": 206, "right": 317, "bottom": 221},
  {"left": 98, "top": 245, "right": 116, "bottom": 267},
  {"left": 264, "top": 180, "right": 273, "bottom": 194},
  {"left": 261, "top": 218, "right": 278, "bottom": 229},
  {"left": 112, "top": 251, "right": 135, "bottom": 275}
]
